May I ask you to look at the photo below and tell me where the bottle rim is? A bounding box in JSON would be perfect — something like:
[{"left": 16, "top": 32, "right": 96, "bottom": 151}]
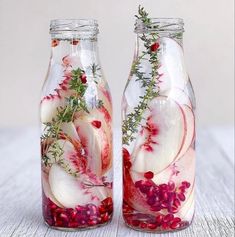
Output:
[
  {"left": 135, "top": 17, "right": 184, "bottom": 33},
  {"left": 50, "top": 19, "right": 99, "bottom": 34}
]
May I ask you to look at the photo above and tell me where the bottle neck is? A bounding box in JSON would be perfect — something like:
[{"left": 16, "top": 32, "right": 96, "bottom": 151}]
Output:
[
  {"left": 136, "top": 32, "right": 183, "bottom": 54},
  {"left": 50, "top": 36, "right": 99, "bottom": 68}
]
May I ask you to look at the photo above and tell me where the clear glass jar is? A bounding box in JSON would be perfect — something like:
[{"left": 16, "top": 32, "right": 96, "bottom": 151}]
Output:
[
  {"left": 40, "top": 19, "right": 113, "bottom": 230},
  {"left": 122, "top": 18, "right": 196, "bottom": 233}
]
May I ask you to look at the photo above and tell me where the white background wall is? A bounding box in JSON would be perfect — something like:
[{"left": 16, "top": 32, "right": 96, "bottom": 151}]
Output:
[{"left": 0, "top": 0, "right": 234, "bottom": 128}]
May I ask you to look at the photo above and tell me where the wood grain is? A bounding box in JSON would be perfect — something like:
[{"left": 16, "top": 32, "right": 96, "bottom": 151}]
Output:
[{"left": 0, "top": 127, "right": 234, "bottom": 237}]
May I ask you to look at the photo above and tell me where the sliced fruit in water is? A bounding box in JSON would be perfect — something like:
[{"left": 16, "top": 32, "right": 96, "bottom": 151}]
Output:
[
  {"left": 49, "top": 164, "right": 108, "bottom": 208},
  {"left": 40, "top": 95, "right": 65, "bottom": 123},
  {"left": 131, "top": 97, "right": 186, "bottom": 174},
  {"left": 75, "top": 111, "right": 112, "bottom": 176}
]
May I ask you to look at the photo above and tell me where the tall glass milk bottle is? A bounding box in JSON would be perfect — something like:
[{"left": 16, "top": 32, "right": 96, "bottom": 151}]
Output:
[
  {"left": 122, "top": 17, "right": 196, "bottom": 233},
  {"left": 40, "top": 19, "right": 113, "bottom": 230}
]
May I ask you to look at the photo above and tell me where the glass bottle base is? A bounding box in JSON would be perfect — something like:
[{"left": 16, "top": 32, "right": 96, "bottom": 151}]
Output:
[
  {"left": 124, "top": 220, "right": 191, "bottom": 234},
  {"left": 44, "top": 218, "right": 112, "bottom": 232}
]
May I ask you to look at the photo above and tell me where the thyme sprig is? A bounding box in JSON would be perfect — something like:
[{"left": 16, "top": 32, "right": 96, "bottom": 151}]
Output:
[
  {"left": 41, "top": 67, "right": 89, "bottom": 171},
  {"left": 122, "top": 6, "right": 161, "bottom": 145}
]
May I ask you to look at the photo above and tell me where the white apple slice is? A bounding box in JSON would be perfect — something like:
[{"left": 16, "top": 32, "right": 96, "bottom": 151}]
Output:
[
  {"left": 60, "top": 122, "right": 80, "bottom": 141},
  {"left": 152, "top": 148, "right": 195, "bottom": 187},
  {"left": 46, "top": 139, "right": 83, "bottom": 174},
  {"left": 176, "top": 106, "right": 195, "bottom": 160},
  {"left": 131, "top": 97, "right": 186, "bottom": 174},
  {"left": 178, "top": 187, "right": 195, "bottom": 221},
  {"left": 75, "top": 113, "right": 111, "bottom": 176},
  {"left": 42, "top": 171, "right": 63, "bottom": 207},
  {"left": 161, "top": 88, "right": 192, "bottom": 109},
  {"left": 49, "top": 164, "right": 108, "bottom": 208},
  {"left": 157, "top": 37, "right": 189, "bottom": 93},
  {"left": 40, "top": 95, "right": 65, "bottom": 123}
]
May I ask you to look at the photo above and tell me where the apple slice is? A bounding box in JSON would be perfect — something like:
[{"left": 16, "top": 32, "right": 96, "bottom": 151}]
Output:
[
  {"left": 75, "top": 111, "right": 112, "bottom": 176},
  {"left": 60, "top": 122, "right": 80, "bottom": 141},
  {"left": 157, "top": 37, "right": 189, "bottom": 94},
  {"left": 46, "top": 139, "right": 86, "bottom": 174},
  {"left": 41, "top": 171, "right": 63, "bottom": 207},
  {"left": 40, "top": 94, "right": 65, "bottom": 123},
  {"left": 176, "top": 106, "right": 195, "bottom": 160},
  {"left": 131, "top": 97, "right": 186, "bottom": 174},
  {"left": 161, "top": 88, "right": 192, "bottom": 109},
  {"left": 49, "top": 164, "right": 108, "bottom": 208}
]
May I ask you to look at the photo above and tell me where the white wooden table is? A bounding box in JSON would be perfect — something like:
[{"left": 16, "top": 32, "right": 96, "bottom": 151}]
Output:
[{"left": 0, "top": 127, "right": 234, "bottom": 237}]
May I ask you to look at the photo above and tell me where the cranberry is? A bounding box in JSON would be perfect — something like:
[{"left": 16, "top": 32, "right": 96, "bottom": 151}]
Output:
[{"left": 144, "top": 171, "right": 154, "bottom": 179}]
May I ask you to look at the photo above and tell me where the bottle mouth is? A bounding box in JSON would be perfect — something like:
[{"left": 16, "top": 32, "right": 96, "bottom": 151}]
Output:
[
  {"left": 50, "top": 19, "right": 99, "bottom": 34},
  {"left": 135, "top": 18, "right": 184, "bottom": 34}
]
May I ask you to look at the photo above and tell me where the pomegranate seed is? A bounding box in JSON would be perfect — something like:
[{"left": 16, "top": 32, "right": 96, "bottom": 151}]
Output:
[
  {"left": 147, "top": 196, "right": 156, "bottom": 206},
  {"left": 150, "top": 42, "right": 160, "bottom": 52},
  {"left": 80, "top": 74, "right": 87, "bottom": 83},
  {"left": 173, "top": 198, "right": 181, "bottom": 208},
  {"left": 101, "top": 213, "right": 109, "bottom": 222},
  {"left": 168, "top": 181, "right": 175, "bottom": 191},
  {"left": 144, "top": 171, "right": 154, "bottom": 179},
  {"left": 178, "top": 193, "right": 186, "bottom": 201},
  {"left": 151, "top": 205, "right": 161, "bottom": 212},
  {"left": 163, "top": 214, "right": 174, "bottom": 223},
  {"left": 68, "top": 222, "right": 79, "bottom": 228},
  {"left": 162, "top": 222, "right": 169, "bottom": 230},
  {"left": 156, "top": 215, "right": 163, "bottom": 224},
  {"left": 170, "top": 221, "right": 181, "bottom": 229},
  {"left": 148, "top": 223, "right": 157, "bottom": 229},
  {"left": 140, "top": 222, "right": 147, "bottom": 228},
  {"left": 51, "top": 39, "right": 59, "bottom": 47},
  {"left": 71, "top": 40, "right": 79, "bottom": 45},
  {"left": 87, "top": 220, "right": 98, "bottom": 226},
  {"left": 91, "top": 120, "right": 102, "bottom": 129},
  {"left": 173, "top": 217, "right": 181, "bottom": 223},
  {"left": 132, "top": 220, "right": 140, "bottom": 227},
  {"left": 182, "top": 181, "right": 191, "bottom": 188}
]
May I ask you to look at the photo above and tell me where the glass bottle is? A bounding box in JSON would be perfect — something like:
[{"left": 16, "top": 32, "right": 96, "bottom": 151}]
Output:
[
  {"left": 122, "top": 18, "right": 196, "bottom": 233},
  {"left": 40, "top": 19, "right": 113, "bottom": 230}
]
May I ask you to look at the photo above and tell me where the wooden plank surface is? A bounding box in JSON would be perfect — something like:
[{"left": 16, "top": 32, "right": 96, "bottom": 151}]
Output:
[{"left": 0, "top": 127, "right": 234, "bottom": 237}]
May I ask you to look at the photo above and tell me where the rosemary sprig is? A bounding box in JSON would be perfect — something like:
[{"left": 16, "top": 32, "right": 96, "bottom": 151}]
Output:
[{"left": 122, "top": 6, "right": 161, "bottom": 145}]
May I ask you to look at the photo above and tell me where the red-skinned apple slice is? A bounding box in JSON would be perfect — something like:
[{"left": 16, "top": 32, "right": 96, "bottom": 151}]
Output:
[
  {"left": 131, "top": 97, "right": 186, "bottom": 174},
  {"left": 49, "top": 164, "right": 108, "bottom": 208}
]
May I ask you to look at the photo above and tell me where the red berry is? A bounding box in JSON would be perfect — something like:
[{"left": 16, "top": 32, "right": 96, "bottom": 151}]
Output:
[
  {"left": 91, "top": 120, "right": 102, "bottom": 128},
  {"left": 144, "top": 171, "right": 154, "bottom": 179},
  {"left": 80, "top": 74, "right": 87, "bottom": 83},
  {"left": 150, "top": 42, "right": 160, "bottom": 52}
]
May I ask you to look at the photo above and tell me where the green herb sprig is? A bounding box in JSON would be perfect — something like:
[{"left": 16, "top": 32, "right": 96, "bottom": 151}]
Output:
[{"left": 122, "top": 6, "right": 161, "bottom": 145}]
